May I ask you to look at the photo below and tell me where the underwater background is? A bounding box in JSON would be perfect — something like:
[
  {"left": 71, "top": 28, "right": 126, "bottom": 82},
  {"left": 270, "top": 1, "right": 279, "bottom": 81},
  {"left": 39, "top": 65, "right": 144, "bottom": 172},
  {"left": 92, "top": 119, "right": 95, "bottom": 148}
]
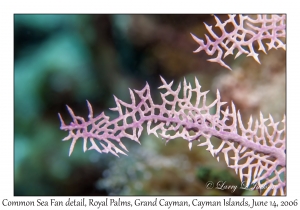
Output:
[{"left": 14, "top": 14, "right": 285, "bottom": 195}]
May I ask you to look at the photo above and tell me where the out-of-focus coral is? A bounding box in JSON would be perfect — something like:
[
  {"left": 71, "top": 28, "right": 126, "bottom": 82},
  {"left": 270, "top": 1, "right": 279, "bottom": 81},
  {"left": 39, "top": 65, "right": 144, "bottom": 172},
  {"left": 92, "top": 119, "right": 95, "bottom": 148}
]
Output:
[
  {"left": 96, "top": 138, "right": 204, "bottom": 195},
  {"left": 213, "top": 49, "right": 285, "bottom": 122}
]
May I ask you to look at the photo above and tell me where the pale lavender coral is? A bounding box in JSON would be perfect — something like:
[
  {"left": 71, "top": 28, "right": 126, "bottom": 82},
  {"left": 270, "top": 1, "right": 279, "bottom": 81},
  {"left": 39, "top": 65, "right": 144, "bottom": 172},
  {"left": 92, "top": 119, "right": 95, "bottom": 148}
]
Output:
[
  {"left": 59, "top": 76, "right": 286, "bottom": 195},
  {"left": 191, "top": 14, "right": 286, "bottom": 70}
]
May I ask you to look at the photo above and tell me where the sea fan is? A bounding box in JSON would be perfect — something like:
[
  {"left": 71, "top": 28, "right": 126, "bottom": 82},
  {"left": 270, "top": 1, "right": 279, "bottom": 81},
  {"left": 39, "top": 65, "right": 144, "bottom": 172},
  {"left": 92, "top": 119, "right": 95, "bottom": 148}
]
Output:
[
  {"left": 59, "top": 76, "right": 286, "bottom": 195},
  {"left": 191, "top": 14, "right": 286, "bottom": 70}
]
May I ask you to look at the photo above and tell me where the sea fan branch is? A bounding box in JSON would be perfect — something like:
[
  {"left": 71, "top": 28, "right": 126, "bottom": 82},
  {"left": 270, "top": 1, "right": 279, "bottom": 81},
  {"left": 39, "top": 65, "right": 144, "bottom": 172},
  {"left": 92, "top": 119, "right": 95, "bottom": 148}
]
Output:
[
  {"left": 191, "top": 14, "right": 286, "bottom": 70},
  {"left": 59, "top": 76, "right": 286, "bottom": 195}
]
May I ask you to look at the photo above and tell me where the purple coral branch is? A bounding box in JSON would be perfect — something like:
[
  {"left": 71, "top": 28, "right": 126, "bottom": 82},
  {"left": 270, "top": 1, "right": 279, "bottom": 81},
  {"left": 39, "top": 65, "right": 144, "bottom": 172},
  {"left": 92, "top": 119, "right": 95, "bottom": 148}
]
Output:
[
  {"left": 191, "top": 14, "right": 286, "bottom": 70},
  {"left": 59, "top": 76, "right": 286, "bottom": 195}
]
